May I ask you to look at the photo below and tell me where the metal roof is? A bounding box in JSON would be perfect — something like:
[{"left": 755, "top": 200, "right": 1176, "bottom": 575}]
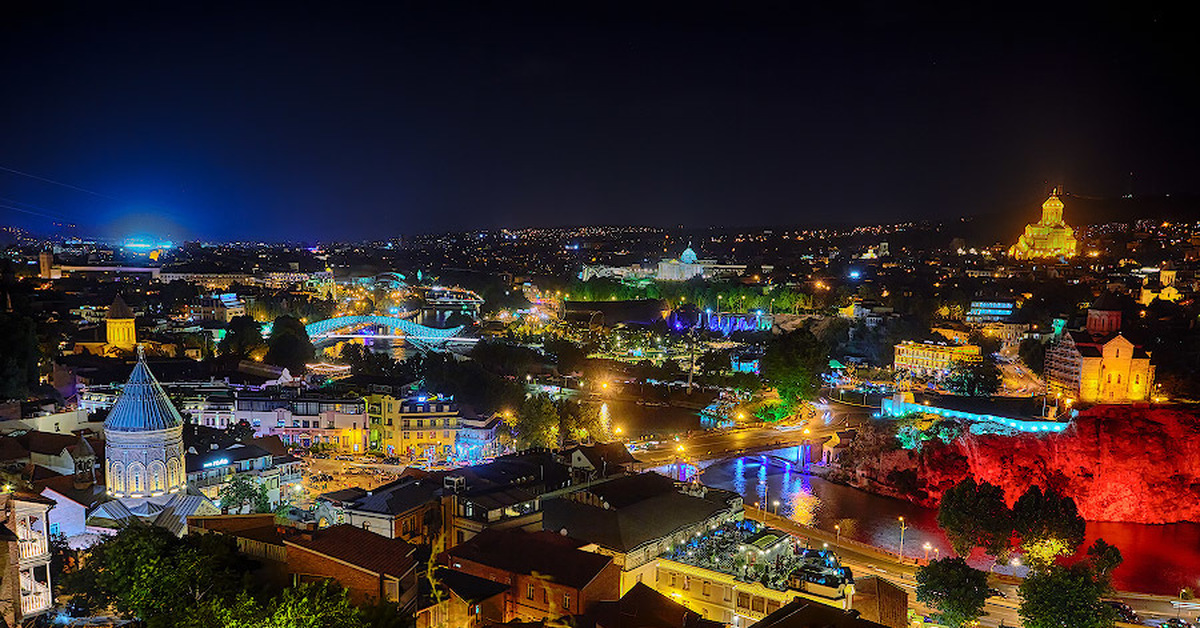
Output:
[{"left": 104, "top": 349, "right": 185, "bottom": 433}]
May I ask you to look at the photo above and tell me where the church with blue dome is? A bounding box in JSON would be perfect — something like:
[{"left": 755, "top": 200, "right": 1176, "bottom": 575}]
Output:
[{"left": 104, "top": 347, "right": 186, "bottom": 498}]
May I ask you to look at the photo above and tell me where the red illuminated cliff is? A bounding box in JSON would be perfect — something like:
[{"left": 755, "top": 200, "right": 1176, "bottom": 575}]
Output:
[{"left": 842, "top": 406, "right": 1200, "bottom": 524}]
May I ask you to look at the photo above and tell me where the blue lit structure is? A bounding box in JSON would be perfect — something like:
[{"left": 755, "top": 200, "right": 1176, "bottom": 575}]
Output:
[
  {"left": 305, "top": 316, "right": 463, "bottom": 350},
  {"left": 668, "top": 309, "right": 772, "bottom": 335},
  {"left": 880, "top": 396, "right": 1070, "bottom": 434}
]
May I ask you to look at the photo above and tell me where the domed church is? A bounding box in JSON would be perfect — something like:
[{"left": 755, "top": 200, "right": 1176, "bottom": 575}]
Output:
[
  {"left": 40, "top": 347, "right": 218, "bottom": 541},
  {"left": 104, "top": 346, "right": 186, "bottom": 498}
]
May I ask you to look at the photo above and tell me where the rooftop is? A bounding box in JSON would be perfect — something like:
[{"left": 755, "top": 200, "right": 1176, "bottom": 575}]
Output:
[
  {"left": 285, "top": 524, "right": 418, "bottom": 579},
  {"left": 444, "top": 528, "right": 610, "bottom": 590}
]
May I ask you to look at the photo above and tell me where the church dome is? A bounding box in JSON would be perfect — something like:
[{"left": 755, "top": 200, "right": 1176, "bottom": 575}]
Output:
[
  {"left": 1042, "top": 192, "right": 1064, "bottom": 212},
  {"left": 680, "top": 244, "right": 698, "bottom": 265},
  {"left": 104, "top": 349, "right": 184, "bottom": 433}
]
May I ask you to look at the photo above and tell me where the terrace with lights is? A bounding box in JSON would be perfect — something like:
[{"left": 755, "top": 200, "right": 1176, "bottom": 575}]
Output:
[{"left": 661, "top": 520, "right": 854, "bottom": 600}]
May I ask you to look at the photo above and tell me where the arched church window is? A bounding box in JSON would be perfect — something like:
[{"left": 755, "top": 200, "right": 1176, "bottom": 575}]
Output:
[{"left": 110, "top": 462, "right": 125, "bottom": 493}]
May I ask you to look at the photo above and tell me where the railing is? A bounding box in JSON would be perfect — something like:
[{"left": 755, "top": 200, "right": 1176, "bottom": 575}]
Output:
[
  {"left": 21, "top": 589, "right": 51, "bottom": 615},
  {"left": 18, "top": 537, "right": 47, "bottom": 560}
]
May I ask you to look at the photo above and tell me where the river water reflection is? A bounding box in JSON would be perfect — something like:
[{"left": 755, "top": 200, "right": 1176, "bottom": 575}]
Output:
[{"left": 700, "top": 453, "right": 1200, "bottom": 595}]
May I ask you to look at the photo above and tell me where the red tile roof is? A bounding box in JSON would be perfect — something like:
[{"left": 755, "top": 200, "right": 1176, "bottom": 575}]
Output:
[
  {"left": 445, "top": 528, "right": 611, "bottom": 590},
  {"left": 286, "top": 524, "right": 417, "bottom": 579}
]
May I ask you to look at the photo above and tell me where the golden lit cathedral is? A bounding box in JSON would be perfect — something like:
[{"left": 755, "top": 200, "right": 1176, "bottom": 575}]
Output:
[{"left": 1009, "top": 189, "right": 1078, "bottom": 259}]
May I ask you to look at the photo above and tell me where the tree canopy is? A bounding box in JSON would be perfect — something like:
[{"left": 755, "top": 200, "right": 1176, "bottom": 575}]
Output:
[
  {"left": 943, "top": 358, "right": 1002, "bottom": 397},
  {"left": 915, "top": 557, "right": 990, "bottom": 628},
  {"left": 61, "top": 524, "right": 254, "bottom": 627},
  {"left": 760, "top": 329, "right": 827, "bottom": 407},
  {"left": 218, "top": 474, "right": 271, "bottom": 514},
  {"left": 265, "top": 314, "right": 315, "bottom": 373},
  {"left": 219, "top": 315, "right": 266, "bottom": 360},
  {"left": 936, "top": 477, "right": 1013, "bottom": 557},
  {"left": 1018, "top": 563, "right": 1118, "bottom": 628},
  {"left": 1013, "top": 485, "right": 1086, "bottom": 569}
]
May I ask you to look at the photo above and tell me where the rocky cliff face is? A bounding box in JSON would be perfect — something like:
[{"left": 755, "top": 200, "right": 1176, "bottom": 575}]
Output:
[{"left": 841, "top": 406, "right": 1200, "bottom": 524}]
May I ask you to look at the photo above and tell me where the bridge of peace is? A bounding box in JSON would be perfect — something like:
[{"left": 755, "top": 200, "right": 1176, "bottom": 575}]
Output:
[{"left": 302, "top": 315, "right": 473, "bottom": 351}]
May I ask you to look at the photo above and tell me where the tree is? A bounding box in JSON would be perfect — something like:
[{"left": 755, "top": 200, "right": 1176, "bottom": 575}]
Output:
[
  {"left": 915, "top": 557, "right": 990, "bottom": 628},
  {"left": 943, "top": 358, "right": 1001, "bottom": 397},
  {"left": 219, "top": 315, "right": 266, "bottom": 360},
  {"left": 936, "top": 477, "right": 1013, "bottom": 557},
  {"left": 515, "top": 393, "right": 560, "bottom": 447},
  {"left": 1012, "top": 485, "right": 1086, "bottom": 570},
  {"left": 1018, "top": 337, "right": 1048, "bottom": 375},
  {"left": 1019, "top": 564, "right": 1117, "bottom": 628},
  {"left": 179, "top": 580, "right": 371, "bottom": 628},
  {"left": 218, "top": 474, "right": 271, "bottom": 514},
  {"left": 265, "top": 315, "right": 315, "bottom": 373},
  {"left": 61, "top": 524, "right": 253, "bottom": 627},
  {"left": 0, "top": 313, "right": 39, "bottom": 399},
  {"left": 1086, "top": 538, "right": 1123, "bottom": 579},
  {"left": 697, "top": 350, "right": 730, "bottom": 376},
  {"left": 760, "top": 329, "right": 828, "bottom": 407}
]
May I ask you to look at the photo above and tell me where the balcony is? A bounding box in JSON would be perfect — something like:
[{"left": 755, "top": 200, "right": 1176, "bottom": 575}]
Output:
[
  {"left": 21, "top": 588, "right": 51, "bottom": 615},
  {"left": 18, "top": 537, "right": 47, "bottom": 561}
]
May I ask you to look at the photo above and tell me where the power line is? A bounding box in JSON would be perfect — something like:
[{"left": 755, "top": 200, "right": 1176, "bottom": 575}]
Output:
[{"left": 0, "top": 164, "right": 120, "bottom": 201}]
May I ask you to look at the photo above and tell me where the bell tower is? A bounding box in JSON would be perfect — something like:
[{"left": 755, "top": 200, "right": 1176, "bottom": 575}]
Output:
[{"left": 106, "top": 294, "right": 137, "bottom": 352}]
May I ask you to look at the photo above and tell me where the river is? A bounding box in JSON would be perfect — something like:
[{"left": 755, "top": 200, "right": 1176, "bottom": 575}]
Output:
[{"left": 699, "top": 453, "right": 1200, "bottom": 596}]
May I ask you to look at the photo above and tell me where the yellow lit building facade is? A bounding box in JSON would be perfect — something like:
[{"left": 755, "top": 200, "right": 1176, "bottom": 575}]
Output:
[
  {"left": 367, "top": 394, "right": 460, "bottom": 461},
  {"left": 1045, "top": 301, "right": 1154, "bottom": 403},
  {"left": 893, "top": 341, "right": 981, "bottom": 378},
  {"left": 1009, "top": 190, "right": 1078, "bottom": 260}
]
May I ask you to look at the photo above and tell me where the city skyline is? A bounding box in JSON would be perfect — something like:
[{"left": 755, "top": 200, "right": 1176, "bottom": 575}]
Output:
[{"left": 2, "top": 2, "right": 1198, "bottom": 241}]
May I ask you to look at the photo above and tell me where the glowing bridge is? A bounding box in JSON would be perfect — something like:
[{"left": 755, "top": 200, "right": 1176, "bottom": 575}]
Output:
[{"left": 305, "top": 316, "right": 468, "bottom": 351}]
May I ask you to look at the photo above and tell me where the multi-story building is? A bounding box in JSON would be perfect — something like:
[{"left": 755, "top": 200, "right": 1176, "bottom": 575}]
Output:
[
  {"left": 240, "top": 391, "right": 368, "bottom": 452},
  {"left": 544, "top": 472, "right": 743, "bottom": 594},
  {"left": 457, "top": 410, "right": 502, "bottom": 463},
  {"left": 0, "top": 491, "right": 56, "bottom": 624},
  {"left": 366, "top": 394, "right": 459, "bottom": 461},
  {"left": 442, "top": 528, "right": 621, "bottom": 622},
  {"left": 1045, "top": 296, "right": 1154, "bottom": 403},
  {"left": 185, "top": 293, "right": 246, "bottom": 323},
  {"left": 965, "top": 299, "right": 1017, "bottom": 325},
  {"left": 893, "top": 341, "right": 981, "bottom": 378}
]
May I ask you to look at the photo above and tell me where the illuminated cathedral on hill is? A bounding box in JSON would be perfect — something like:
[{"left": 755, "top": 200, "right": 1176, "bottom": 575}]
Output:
[{"left": 1009, "top": 189, "right": 1078, "bottom": 260}]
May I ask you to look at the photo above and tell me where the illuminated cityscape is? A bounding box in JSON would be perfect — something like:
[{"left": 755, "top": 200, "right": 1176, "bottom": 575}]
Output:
[{"left": 0, "top": 3, "right": 1198, "bottom": 628}]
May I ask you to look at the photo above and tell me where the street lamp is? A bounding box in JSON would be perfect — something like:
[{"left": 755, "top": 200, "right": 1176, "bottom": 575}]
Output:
[
  {"left": 772, "top": 500, "right": 780, "bottom": 516},
  {"left": 923, "top": 542, "right": 932, "bottom": 561},
  {"left": 835, "top": 524, "right": 841, "bottom": 544},
  {"left": 897, "top": 517, "right": 908, "bottom": 562}
]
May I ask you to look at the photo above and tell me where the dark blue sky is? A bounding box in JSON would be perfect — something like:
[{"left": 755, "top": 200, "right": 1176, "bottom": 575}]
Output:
[{"left": 1, "top": 1, "right": 1196, "bottom": 241}]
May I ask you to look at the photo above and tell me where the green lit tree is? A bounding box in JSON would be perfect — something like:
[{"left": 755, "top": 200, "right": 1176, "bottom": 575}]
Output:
[
  {"left": 1012, "top": 485, "right": 1086, "bottom": 570},
  {"left": 915, "top": 557, "right": 989, "bottom": 628},
  {"left": 515, "top": 393, "right": 560, "bottom": 447},
  {"left": 936, "top": 477, "right": 1013, "bottom": 557}
]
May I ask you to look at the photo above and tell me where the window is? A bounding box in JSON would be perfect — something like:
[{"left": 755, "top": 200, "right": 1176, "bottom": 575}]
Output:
[
  {"left": 444, "top": 431, "right": 450, "bottom": 438},
  {"left": 682, "top": 575, "right": 690, "bottom": 590},
  {"left": 542, "top": 588, "right": 548, "bottom": 604},
  {"left": 702, "top": 580, "right": 710, "bottom": 597},
  {"left": 736, "top": 592, "right": 750, "bottom": 610},
  {"left": 563, "top": 593, "right": 570, "bottom": 610},
  {"left": 526, "top": 583, "right": 534, "bottom": 600}
]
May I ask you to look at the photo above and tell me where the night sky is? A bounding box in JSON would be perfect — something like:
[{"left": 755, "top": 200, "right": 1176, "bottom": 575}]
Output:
[{"left": 1, "top": 1, "right": 1196, "bottom": 241}]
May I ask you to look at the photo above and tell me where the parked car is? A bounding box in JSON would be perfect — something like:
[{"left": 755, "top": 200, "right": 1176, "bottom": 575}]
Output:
[{"left": 1102, "top": 600, "right": 1140, "bottom": 624}]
